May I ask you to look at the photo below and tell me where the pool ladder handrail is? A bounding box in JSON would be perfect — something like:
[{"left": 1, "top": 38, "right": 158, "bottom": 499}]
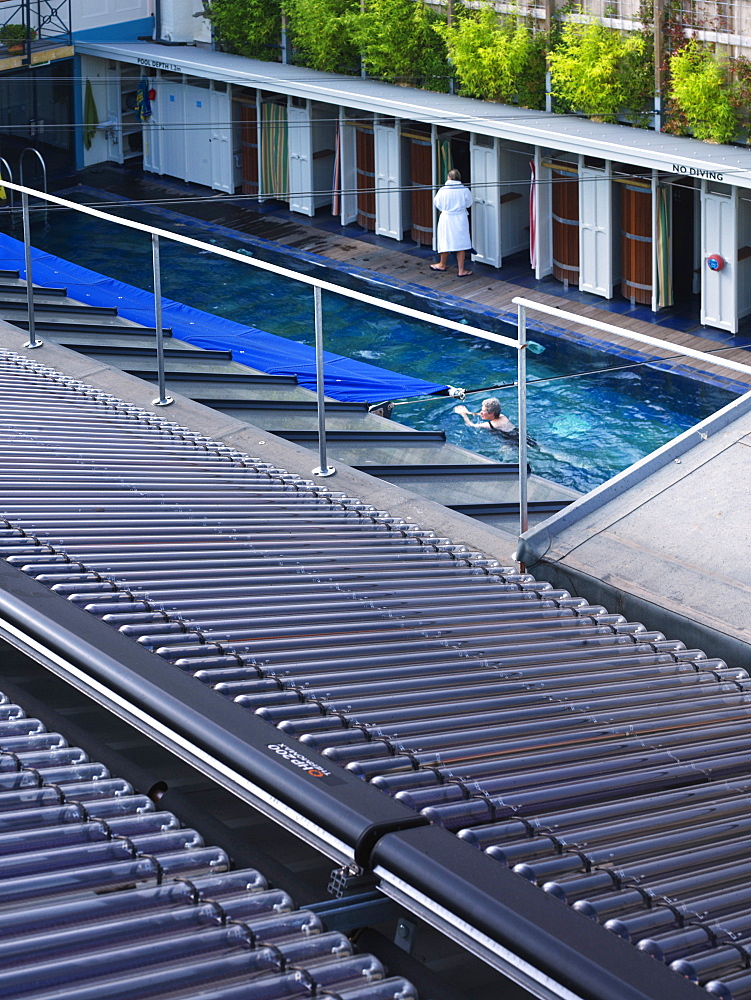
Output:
[{"left": 19, "top": 147, "right": 47, "bottom": 221}]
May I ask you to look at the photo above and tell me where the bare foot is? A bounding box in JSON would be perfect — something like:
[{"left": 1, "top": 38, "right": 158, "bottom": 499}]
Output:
[
  {"left": 430, "top": 264, "right": 446, "bottom": 271},
  {"left": 457, "top": 271, "right": 473, "bottom": 277}
]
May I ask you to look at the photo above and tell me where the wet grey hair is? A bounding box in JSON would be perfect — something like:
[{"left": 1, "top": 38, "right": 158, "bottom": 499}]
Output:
[{"left": 482, "top": 398, "right": 501, "bottom": 418}]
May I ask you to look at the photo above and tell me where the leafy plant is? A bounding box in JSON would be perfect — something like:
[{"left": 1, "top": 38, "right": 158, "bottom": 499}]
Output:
[
  {"left": 346, "top": 0, "right": 451, "bottom": 91},
  {"left": 284, "top": 0, "right": 360, "bottom": 72},
  {"left": 730, "top": 55, "right": 751, "bottom": 139},
  {"left": 0, "top": 23, "right": 36, "bottom": 45},
  {"left": 201, "top": 0, "right": 281, "bottom": 61},
  {"left": 618, "top": 30, "right": 654, "bottom": 126},
  {"left": 668, "top": 41, "right": 737, "bottom": 143},
  {"left": 437, "top": 6, "right": 546, "bottom": 109},
  {"left": 548, "top": 16, "right": 652, "bottom": 123},
  {"left": 658, "top": 0, "right": 691, "bottom": 135}
]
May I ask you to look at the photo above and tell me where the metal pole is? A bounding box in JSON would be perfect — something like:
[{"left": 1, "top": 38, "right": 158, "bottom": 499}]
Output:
[
  {"left": 151, "top": 233, "right": 173, "bottom": 407},
  {"left": 654, "top": 0, "right": 664, "bottom": 132},
  {"left": 544, "top": 0, "right": 555, "bottom": 114},
  {"left": 312, "top": 285, "right": 335, "bottom": 478},
  {"left": 21, "top": 190, "right": 41, "bottom": 349},
  {"left": 280, "top": 12, "right": 292, "bottom": 64},
  {"left": 517, "top": 303, "right": 528, "bottom": 550}
]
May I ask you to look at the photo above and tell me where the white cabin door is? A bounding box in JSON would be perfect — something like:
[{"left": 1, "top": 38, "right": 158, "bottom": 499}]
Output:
[
  {"left": 534, "top": 151, "right": 553, "bottom": 279},
  {"left": 210, "top": 88, "right": 233, "bottom": 193},
  {"left": 157, "top": 80, "right": 187, "bottom": 180},
  {"left": 142, "top": 90, "right": 161, "bottom": 175},
  {"left": 374, "top": 119, "right": 403, "bottom": 239},
  {"left": 470, "top": 135, "right": 501, "bottom": 267},
  {"left": 701, "top": 185, "right": 737, "bottom": 333},
  {"left": 339, "top": 118, "right": 358, "bottom": 225},
  {"left": 579, "top": 163, "right": 613, "bottom": 297},
  {"left": 184, "top": 84, "right": 212, "bottom": 188},
  {"left": 288, "top": 101, "right": 314, "bottom": 216}
]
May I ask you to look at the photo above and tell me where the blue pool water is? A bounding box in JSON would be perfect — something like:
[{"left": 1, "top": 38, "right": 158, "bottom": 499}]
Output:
[{"left": 21, "top": 197, "right": 736, "bottom": 493}]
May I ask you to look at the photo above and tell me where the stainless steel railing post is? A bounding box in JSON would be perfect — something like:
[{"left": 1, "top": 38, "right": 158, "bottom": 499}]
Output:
[
  {"left": 151, "top": 233, "right": 173, "bottom": 407},
  {"left": 311, "top": 284, "right": 335, "bottom": 478},
  {"left": 517, "top": 302, "right": 528, "bottom": 546},
  {"left": 21, "top": 190, "right": 41, "bottom": 349}
]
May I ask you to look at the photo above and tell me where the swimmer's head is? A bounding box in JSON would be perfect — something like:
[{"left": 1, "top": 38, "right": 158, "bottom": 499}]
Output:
[{"left": 481, "top": 398, "right": 501, "bottom": 418}]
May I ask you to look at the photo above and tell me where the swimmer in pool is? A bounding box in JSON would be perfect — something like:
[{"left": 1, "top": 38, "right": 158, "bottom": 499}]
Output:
[{"left": 454, "top": 397, "right": 537, "bottom": 446}]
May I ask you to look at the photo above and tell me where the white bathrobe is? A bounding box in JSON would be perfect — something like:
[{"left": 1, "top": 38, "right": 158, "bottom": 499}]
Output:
[{"left": 434, "top": 179, "right": 472, "bottom": 253}]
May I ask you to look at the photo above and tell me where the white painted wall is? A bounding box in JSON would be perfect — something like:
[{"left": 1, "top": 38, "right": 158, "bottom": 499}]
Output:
[
  {"left": 160, "top": 0, "right": 211, "bottom": 43},
  {"left": 71, "top": 0, "right": 151, "bottom": 34},
  {"left": 71, "top": 0, "right": 210, "bottom": 41}
]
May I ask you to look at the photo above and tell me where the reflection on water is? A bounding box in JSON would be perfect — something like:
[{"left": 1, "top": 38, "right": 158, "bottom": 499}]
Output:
[{"left": 26, "top": 202, "right": 736, "bottom": 493}]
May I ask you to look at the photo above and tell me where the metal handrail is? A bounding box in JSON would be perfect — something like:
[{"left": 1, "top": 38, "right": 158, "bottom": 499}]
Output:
[
  {"left": 19, "top": 148, "right": 47, "bottom": 209},
  {"left": 0, "top": 0, "right": 71, "bottom": 43}
]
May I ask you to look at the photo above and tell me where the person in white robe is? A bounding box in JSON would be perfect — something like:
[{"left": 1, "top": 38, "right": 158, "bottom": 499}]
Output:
[{"left": 431, "top": 168, "right": 473, "bottom": 276}]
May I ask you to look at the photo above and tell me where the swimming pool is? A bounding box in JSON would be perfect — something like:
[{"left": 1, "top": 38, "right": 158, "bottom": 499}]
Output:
[{"left": 18, "top": 195, "right": 736, "bottom": 493}]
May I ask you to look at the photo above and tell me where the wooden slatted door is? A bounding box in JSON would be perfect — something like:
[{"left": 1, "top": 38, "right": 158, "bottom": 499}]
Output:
[
  {"left": 356, "top": 126, "right": 376, "bottom": 231},
  {"left": 552, "top": 164, "right": 579, "bottom": 284},
  {"left": 409, "top": 131, "right": 433, "bottom": 245},
  {"left": 238, "top": 101, "right": 258, "bottom": 197},
  {"left": 621, "top": 184, "right": 652, "bottom": 304}
]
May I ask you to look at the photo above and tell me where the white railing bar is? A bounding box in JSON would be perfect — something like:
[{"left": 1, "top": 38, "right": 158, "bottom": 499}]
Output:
[
  {"left": 2, "top": 178, "right": 519, "bottom": 352},
  {"left": 512, "top": 296, "right": 751, "bottom": 379}
]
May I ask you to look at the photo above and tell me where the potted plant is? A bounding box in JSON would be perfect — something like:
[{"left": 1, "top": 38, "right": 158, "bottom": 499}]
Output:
[{"left": 0, "top": 23, "right": 36, "bottom": 53}]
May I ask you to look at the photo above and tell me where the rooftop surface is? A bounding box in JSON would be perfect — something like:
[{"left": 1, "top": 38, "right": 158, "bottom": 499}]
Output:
[
  {"left": 2, "top": 166, "right": 751, "bottom": 1000},
  {"left": 0, "top": 343, "right": 737, "bottom": 1000},
  {"left": 518, "top": 388, "right": 751, "bottom": 668}
]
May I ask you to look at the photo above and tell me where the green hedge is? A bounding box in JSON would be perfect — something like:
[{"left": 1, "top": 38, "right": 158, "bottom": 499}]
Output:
[
  {"left": 201, "top": 0, "right": 749, "bottom": 145},
  {"left": 548, "top": 18, "right": 652, "bottom": 124},
  {"left": 436, "top": 6, "right": 546, "bottom": 108}
]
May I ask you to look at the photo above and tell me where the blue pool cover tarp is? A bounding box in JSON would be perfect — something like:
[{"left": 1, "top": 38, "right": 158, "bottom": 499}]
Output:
[{"left": 0, "top": 234, "right": 447, "bottom": 403}]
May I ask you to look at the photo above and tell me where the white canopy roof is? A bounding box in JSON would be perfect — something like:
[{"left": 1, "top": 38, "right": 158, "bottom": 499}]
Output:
[{"left": 77, "top": 40, "right": 751, "bottom": 189}]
